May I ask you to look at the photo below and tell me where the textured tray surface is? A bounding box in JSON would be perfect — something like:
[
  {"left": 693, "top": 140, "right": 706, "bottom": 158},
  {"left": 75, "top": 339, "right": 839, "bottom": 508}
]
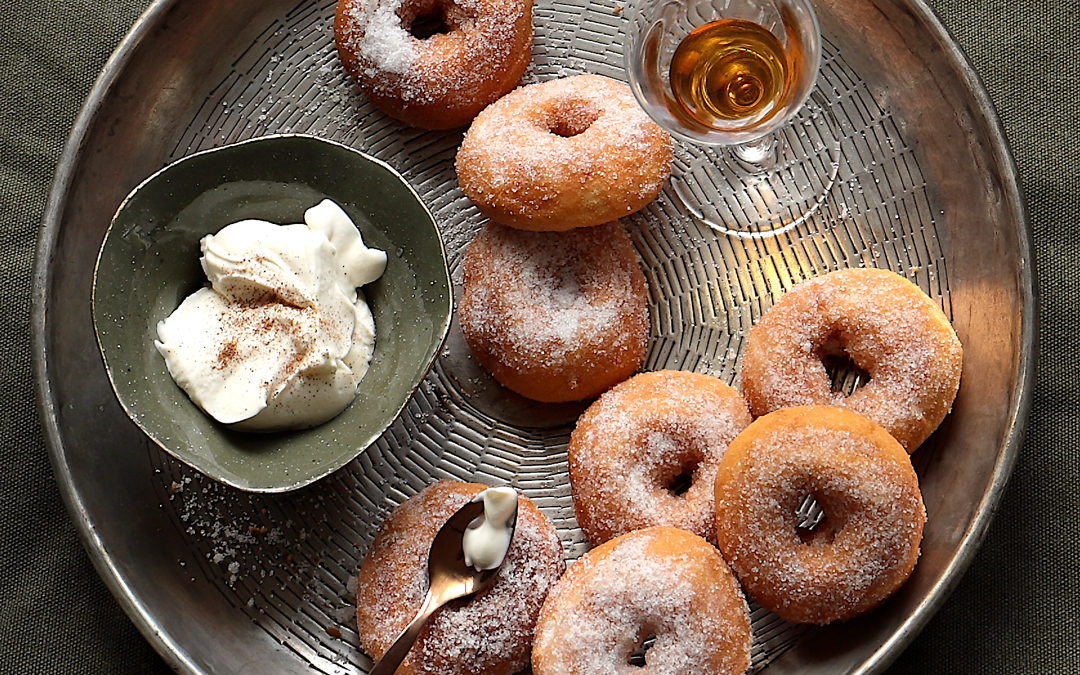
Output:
[{"left": 36, "top": 0, "right": 1032, "bottom": 673}]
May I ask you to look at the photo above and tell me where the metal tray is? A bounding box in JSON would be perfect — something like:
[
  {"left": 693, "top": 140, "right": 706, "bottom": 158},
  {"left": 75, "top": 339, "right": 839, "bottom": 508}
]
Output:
[{"left": 33, "top": 0, "right": 1034, "bottom": 672}]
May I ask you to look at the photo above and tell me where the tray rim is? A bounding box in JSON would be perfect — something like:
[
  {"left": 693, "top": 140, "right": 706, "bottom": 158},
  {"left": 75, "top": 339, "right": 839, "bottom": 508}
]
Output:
[
  {"left": 33, "top": 3, "right": 199, "bottom": 671},
  {"left": 30, "top": 0, "right": 1037, "bottom": 673}
]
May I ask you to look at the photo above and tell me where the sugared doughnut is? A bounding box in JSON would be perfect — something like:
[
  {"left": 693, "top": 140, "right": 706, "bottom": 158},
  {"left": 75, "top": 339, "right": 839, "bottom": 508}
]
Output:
[
  {"left": 334, "top": 0, "right": 532, "bottom": 130},
  {"left": 356, "top": 480, "right": 565, "bottom": 675},
  {"left": 567, "top": 370, "right": 752, "bottom": 546},
  {"left": 458, "top": 222, "right": 649, "bottom": 403},
  {"left": 740, "top": 267, "right": 963, "bottom": 452},
  {"left": 714, "top": 406, "right": 926, "bottom": 625},
  {"left": 532, "top": 526, "right": 751, "bottom": 675},
  {"left": 455, "top": 75, "right": 674, "bottom": 231}
]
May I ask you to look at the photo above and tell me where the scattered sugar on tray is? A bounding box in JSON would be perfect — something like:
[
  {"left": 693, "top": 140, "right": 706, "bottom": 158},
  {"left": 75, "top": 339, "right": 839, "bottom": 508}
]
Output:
[{"left": 161, "top": 469, "right": 338, "bottom": 607}]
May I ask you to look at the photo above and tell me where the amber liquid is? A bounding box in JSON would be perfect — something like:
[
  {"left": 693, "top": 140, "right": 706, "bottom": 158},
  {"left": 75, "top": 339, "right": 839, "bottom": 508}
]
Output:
[{"left": 669, "top": 18, "right": 796, "bottom": 129}]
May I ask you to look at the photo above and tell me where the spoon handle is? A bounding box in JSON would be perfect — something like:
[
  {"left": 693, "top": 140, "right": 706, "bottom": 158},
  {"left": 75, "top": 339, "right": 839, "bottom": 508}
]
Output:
[{"left": 369, "top": 592, "right": 438, "bottom": 675}]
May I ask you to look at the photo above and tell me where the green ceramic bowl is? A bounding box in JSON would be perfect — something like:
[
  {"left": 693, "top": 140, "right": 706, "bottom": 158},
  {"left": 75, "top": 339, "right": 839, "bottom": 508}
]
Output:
[{"left": 92, "top": 135, "right": 452, "bottom": 492}]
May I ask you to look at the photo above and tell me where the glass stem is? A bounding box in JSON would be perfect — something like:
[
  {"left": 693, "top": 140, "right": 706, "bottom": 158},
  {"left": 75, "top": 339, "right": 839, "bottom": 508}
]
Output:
[{"left": 732, "top": 133, "right": 780, "bottom": 171}]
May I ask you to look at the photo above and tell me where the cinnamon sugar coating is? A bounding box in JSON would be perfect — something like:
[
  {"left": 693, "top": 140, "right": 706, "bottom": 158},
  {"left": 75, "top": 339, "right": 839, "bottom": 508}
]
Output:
[
  {"left": 714, "top": 406, "right": 926, "bottom": 624},
  {"left": 456, "top": 75, "right": 673, "bottom": 231},
  {"left": 533, "top": 526, "right": 751, "bottom": 675},
  {"left": 356, "top": 480, "right": 564, "bottom": 675},
  {"left": 568, "top": 370, "right": 752, "bottom": 546},
  {"left": 334, "top": 0, "right": 532, "bottom": 129},
  {"left": 740, "top": 267, "right": 963, "bottom": 452},
  {"left": 459, "top": 222, "right": 649, "bottom": 402}
]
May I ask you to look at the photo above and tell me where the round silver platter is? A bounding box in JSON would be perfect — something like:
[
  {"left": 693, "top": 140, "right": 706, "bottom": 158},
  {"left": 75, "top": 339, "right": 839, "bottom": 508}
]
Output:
[{"left": 33, "top": 0, "right": 1034, "bottom": 673}]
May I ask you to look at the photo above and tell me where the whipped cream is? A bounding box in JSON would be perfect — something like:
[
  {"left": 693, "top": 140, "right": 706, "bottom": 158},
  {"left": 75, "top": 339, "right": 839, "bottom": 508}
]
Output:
[
  {"left": 462, "top": 486, "right": 518, "bottom": 571},
  {"left": 155, "top": 199, "right": 387, "bottom": 432}
]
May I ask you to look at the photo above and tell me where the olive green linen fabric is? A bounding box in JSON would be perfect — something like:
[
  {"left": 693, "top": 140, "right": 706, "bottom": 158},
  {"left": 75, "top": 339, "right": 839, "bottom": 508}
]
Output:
[{"left": 1, "top": 0, "right": 1074, "bottom": 672}]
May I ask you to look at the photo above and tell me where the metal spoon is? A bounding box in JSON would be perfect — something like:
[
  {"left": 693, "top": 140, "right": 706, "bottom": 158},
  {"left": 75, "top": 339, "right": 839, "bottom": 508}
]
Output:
[{"left": 369, "top": 495, "right": 518, "bottom": 675}]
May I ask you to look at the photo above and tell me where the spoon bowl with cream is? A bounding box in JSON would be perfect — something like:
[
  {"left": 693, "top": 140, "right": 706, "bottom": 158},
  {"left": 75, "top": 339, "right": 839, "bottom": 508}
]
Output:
[{"left": 370, "top": 486, "right": 519, "bottom": 675}]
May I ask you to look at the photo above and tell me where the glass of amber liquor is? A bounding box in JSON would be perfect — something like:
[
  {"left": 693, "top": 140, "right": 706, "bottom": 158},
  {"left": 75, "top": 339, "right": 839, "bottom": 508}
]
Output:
[{"left": 625, "top": 0, "right": 838, "bottom": 237}]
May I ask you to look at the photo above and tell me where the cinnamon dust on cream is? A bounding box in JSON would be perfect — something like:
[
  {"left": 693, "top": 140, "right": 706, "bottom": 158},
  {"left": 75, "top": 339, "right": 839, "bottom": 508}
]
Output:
[{"left": 155, "top": 200, "right": 386, "bottom": 432}]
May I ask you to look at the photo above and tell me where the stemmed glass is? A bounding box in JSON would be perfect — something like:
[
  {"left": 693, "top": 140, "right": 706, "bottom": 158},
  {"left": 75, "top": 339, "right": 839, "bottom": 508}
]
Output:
[{"left": 624, "top": 0, "right": 840, "bottom": 238}]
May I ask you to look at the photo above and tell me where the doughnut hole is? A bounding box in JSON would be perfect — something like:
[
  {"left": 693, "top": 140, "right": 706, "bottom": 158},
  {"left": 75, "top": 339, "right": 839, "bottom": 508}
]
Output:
[
  {"left": 667, "top": 472, "right": 695, "bottom": 497},
  {"left": 817, "top": 333, "right": 872, "bottom": 395},
  {"left": 794, "top": 494, "right": 828, "bottom": 544},
  {"left": 408, "top": 9, "right": 449, "bottom": 38},
  {"left": 398, "top": 0, "right": 458, "bottom": 39},
  {"left": 544, "top": 98, "right": 602, "bottom": 138},
  {"left": 786, "top": 477, "right": 845, "bottom": 548},
  {"left": 626, "top": 622, "right": 656, "bottom": 665},
  {"left": 627, "top": 630, "right": 657, "bottom": 667},
  {"left": 642, "top": 425, "right": 706, "bottom": 499}
]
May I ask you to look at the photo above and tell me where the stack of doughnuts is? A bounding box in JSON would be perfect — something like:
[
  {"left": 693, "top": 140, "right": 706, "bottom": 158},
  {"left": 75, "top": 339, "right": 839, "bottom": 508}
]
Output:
[
  {"left": 456, "top": 74, "right": 674, "bottom": 403},
  {"left": 336, "top": 2, "right": 674, "bottom": 402}
]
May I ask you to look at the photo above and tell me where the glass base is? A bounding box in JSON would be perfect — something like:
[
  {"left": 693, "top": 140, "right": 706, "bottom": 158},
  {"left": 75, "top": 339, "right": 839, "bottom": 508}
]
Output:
[{"left": 670, "top": 91, "right": 842, "bottom": 239}]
